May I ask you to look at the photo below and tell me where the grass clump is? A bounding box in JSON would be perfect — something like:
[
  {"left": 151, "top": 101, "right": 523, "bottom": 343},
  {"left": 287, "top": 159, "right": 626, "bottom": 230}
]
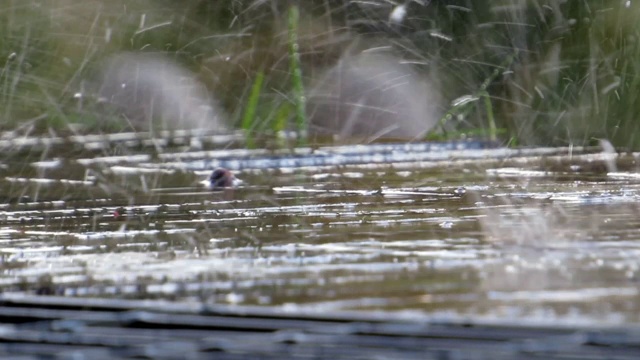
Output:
[{"left": 0, "top": 1, "right": 639, "bottom": 148}]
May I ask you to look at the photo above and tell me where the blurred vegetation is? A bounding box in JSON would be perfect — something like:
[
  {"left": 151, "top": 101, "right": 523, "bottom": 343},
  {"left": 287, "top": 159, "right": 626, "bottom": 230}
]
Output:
[{"left": 0, "top": 0, "right": 639, "bottom": 147}]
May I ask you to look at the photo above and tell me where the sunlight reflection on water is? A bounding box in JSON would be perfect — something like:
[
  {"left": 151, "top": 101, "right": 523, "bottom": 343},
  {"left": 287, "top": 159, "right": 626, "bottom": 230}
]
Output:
[{"left": 0, "top": 134, "right": 639, "bottom": 325}]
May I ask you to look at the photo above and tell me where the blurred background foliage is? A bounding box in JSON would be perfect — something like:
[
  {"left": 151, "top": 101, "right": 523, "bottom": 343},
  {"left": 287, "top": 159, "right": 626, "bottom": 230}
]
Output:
[{"left": 0, "top": 0, "right": 638, "bottom": 147}]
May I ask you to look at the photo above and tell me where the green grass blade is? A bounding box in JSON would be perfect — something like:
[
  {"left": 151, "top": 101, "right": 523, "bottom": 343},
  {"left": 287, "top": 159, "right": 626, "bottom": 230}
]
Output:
[{"left": 241, "top": 70, "right": 265, "bottom": 132}]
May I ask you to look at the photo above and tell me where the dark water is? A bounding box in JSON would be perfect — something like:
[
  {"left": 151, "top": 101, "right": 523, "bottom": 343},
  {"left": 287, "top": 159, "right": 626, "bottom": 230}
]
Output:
[{"left": 1, "top": 131, "right": 639, "bottom": 326}]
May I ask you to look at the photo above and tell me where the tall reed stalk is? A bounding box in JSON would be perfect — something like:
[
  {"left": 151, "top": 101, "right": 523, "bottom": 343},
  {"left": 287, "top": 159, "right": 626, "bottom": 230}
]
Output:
[{"left": 287, "top": 5, "right": 307, "bottom": 145}]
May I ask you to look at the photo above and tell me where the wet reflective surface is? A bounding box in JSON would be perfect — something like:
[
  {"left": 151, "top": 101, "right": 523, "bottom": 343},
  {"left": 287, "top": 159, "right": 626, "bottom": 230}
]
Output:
[{"left": 1, "top": 131, "right": 640, "bottom": 326}]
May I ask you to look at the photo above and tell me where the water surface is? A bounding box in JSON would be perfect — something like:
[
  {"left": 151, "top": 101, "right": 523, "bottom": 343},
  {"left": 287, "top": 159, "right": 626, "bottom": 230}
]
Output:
[{"left": 1, "top": 131, "right": 639, "bottom": 326}]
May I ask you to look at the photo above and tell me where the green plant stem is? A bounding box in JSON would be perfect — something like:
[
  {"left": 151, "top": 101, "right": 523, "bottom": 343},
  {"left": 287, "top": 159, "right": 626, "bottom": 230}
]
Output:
[
  {"left": 480, "top": 91, "right": 497, "bottom": 141},
  {"left": 241, "top": 70, "right": 265, "bottom": 148}
]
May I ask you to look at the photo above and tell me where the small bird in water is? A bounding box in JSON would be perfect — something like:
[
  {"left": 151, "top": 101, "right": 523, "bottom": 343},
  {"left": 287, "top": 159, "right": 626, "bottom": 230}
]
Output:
[{"left": 204, "top": 168, "right": 242, "bottom": 189}]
